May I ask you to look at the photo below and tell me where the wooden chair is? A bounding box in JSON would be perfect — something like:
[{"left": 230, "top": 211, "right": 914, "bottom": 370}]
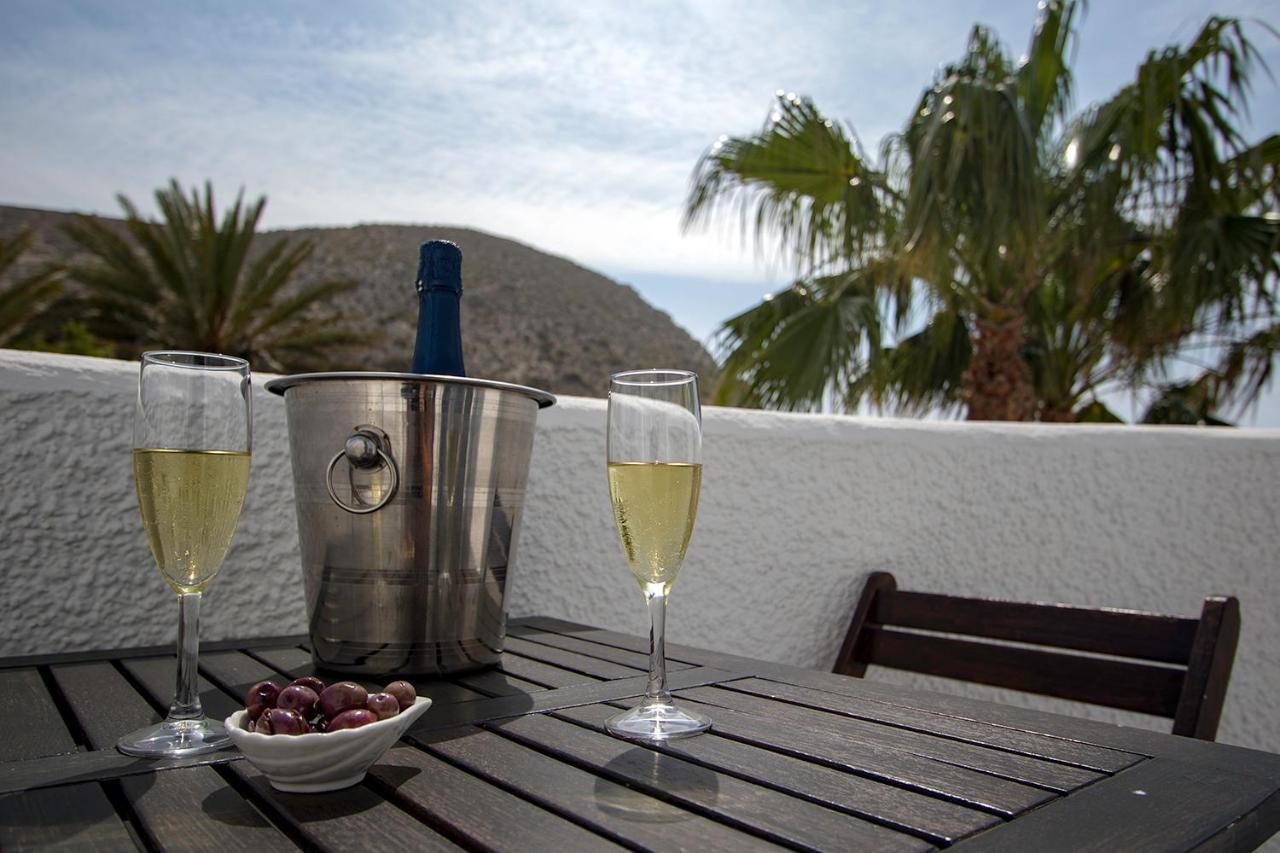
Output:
[{"left": 834, "top": 572, "right": 1240, "bottom": 740}]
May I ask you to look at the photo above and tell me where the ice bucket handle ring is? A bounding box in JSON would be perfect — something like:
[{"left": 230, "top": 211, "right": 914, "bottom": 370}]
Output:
[{"left": 325, "top": 425, "right": 399, "bottom": 514}]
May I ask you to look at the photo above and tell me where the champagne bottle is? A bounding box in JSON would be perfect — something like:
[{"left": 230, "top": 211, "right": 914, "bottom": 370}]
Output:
[{"left": 410, "top": 240, "right": 466, "bottom": 376}]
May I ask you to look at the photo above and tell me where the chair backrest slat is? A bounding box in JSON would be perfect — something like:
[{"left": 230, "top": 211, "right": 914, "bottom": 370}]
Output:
[
  {"left": 870, "top": 590, "right": 1200, "bottom": 664},
  {"left": 858, "top": 626, "right": 1186, "bottom": 717},
  {"left": 836, "top": 572, "right": 1241, "bottom": 740},
  {"left": 1172, "top": 597, "right": 1240, "bottom": 739}
]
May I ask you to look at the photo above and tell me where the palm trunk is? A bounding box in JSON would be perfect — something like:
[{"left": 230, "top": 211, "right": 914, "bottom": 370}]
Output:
[{"left": 961, "top": 316, "right": 1036, "bottom": 421}]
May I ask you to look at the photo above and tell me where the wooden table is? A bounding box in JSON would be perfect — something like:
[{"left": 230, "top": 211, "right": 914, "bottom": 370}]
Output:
[{"left": 2, "top": 616, "right": 1277, "bottom": 851}]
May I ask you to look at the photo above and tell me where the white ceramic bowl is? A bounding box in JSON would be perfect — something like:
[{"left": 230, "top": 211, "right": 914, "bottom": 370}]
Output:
[{"left": 225, "top": 696, "right": 432, "bottom": 792}]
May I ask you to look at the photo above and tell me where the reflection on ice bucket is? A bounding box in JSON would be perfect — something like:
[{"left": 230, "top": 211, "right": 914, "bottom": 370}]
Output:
[{"left": 265, "top": 372, "right": 554, "bottom": 675}]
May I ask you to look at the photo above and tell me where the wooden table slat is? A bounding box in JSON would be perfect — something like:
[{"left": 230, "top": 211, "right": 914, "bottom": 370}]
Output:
[
  {"left": 502, "top": 636, "right": 649, "bottom": 680},
  {"left": 454, "top": 668, "right": 550, "bottom": 697},
  {"left": 202, "top": 649, "right": 485, "bottom": 714},
  {"left": 509, "top": 619, "right": 1187, "bottom": 767},
  {"left": 485, "top": 711, "right": 934, "bottom": 852},
  {"left": 0, "top": 745, "right": 245, "bottom": 797},
  {"left": 556, "top": 701, "right": 1002, "bottom": 846},
  {"left": 407, "top": 666, "right": 737, "bottom": 735},
  {"left": 0, "top": 635, "right": 308, "bottom": 670},
  {"left": 726, "top": 676, "right": 1143, "bottom": 773},
  {"left": 507, "top": 624, "right": 694, "bottom": 672},
  {"left": 228, "top": 761, "right": 462, "bottom": 853},
  {"left": 680, "top": 684, "right": 1105, "bottom": 792},
  {"left": 495, "top": 650, "right": 603, "bottom": 688},
  {"left": 2, "top": 622, "right": 1278, "bottom": 853},
  {"left": 0, "top": 668, "right": 79, "bottom": 760},
  {"left": 369, "top": 742, "right": 622, "bottom": 852},
  {"left": 122, "top": 765, "right": 300, "bottom": 852},
  {"left": 241, "top": 646, "right": 314, "bottom": 679},
  {"left": 514, "top": 616, "right": 711, "bottom": 667},
  {"left": 422, "top": 723, "right": 786, "bottom": 852},
  {"left": 246, "top": 646, "right": 501, "bottom": 708},
  {"left": 122, "top": 656, "right": 240, "bottom": 722},
  {"left": 0, "top": 781, "right": 138, "bottom": 851},
  {"left": 50, "top": 661, "right": 162, "bottom": 751},
  {"left": 514, "top": 617, "right": 1175, "bottom": 769},
  {"left": 949, "top": 756, "right": 1280, "bottom": 853},
  {"left": 200, "top": 649, "right": 331, "bottom": 702},
  {"left": 673, "top": 693, "right": 1053, "bottom": 817}
]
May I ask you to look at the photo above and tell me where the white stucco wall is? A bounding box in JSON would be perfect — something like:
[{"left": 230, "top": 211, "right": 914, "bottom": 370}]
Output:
[{"left": 2, "top": 349, "right": 1277, "bottom": 756}]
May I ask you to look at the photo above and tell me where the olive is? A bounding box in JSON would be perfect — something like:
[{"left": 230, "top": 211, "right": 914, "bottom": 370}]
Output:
[
  {"left": 258, "top": 708, "right": 309, "bottom": 735},
  {"left": 328, "top": 708, "right": 378, "bottom": 731},
  {"left": 277, "top": 685, "right": 319, "bottom": 718},
  {"left": 244, "top": 680, "right": 281, "bottom": 721},
  {"left": 366, "top": 692, "right": 400, "bottom": 720},
  {"left": 290, "top": 676, "right": 325, "bottom": 695},
  {"left": 384, "top": 681, "right": 416, "bottom": 712},
  {"left": 318, "top": 681, "right": 368, "bottom": 719}
]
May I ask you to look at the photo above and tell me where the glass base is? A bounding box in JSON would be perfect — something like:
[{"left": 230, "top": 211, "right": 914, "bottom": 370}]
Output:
[
  {"left": 605, "top": 700, "right": 711, "bottom": 742},
  {"left": 116, "top": 717, "right": 233, "bottom": 758}
]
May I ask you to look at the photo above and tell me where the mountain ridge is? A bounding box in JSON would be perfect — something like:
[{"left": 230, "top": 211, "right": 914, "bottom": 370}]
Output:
[{"left": 0, "top": 203, "right": 717, "bottom": 397}]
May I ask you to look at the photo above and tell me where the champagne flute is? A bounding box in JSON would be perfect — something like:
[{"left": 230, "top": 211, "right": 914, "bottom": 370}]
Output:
[
  {"left": 605, "top": 369, "right": 711, "bottom": 741},
  {"left": 117, "top": 352, "right": 252, "bottom": 757}
]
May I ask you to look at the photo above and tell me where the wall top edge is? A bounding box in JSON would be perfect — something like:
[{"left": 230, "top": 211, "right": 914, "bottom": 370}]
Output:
[{"left": 5, "top": 349, "right": 1278, "bottom": 441}]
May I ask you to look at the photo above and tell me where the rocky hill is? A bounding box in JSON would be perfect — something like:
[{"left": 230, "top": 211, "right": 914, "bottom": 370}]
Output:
[{"left": 0, "top": 205, "right": 716, "bottom": 397}]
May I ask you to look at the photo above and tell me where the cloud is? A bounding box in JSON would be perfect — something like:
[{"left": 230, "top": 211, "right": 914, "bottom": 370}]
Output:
[{"left": 2, "top": 0, "right": 1276, "bottom": 289}]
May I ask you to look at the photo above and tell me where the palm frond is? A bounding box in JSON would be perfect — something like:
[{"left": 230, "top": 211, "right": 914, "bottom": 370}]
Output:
[
  {"left": 1141, "top": 377, "right": 1233, "bottom": 425},
  {"left": 1076, "top": 15, "right": 1264, "bottom": 213},
  {"left": 685, "top": 95, "right": 898, "bottom": 273},
  {"left": 1018, "top": 0, "right": 1081, "bottom": 136},
  {"left": 693, "top": 9, "right": 1274, "bottom": 421},
  {"left": 229, "top": 238, "right": 311, "bottom": 330},
  {"left": 1214, "top": 320, "right": 1280, "bottom": 413},
  {"left": 853, "top": 310, "right": 971, "bottom": 416},
  {"left": 61, "top": 179, "right": 366, "bottom": 369},
  {"left": 245, "top": 279, "right": 359, "bottom": 340},
  {"left": 900, "top": 26, "right": 1045, "bottom": 301},
  {"left": 713, "top": 270, "right": 887, "bottom": 411},
  {"left": 0, "top": 230, "right": 63, "bottom": 346}
]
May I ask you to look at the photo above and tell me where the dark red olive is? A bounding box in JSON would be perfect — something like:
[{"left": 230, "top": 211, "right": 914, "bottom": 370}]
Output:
[
  {"left": 318, "top": 682, "right": 368, "bottom": 719},
  {"left": 366, "top": 692, "right": 400, "bottom": 720},
  {"left": 384, "top": 680, "right": 416, "bottom": 711},
  {"left": 277, "top": 685, "right": 319, "bottom": 718},
  {"left": 328, "top": 708, "right": 378, "bottom": 731},
  {"left": 290, "top": 676, "right": 325, "bottom": 695},
  {"left": 244, "top": 680, "right": 281, "bottom": 721},
  {"left": 258, "top": 708, "right": 309, "bottom": 735}
]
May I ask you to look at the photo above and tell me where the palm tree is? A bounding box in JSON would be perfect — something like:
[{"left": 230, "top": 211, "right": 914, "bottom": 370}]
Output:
[
  {"left": 0, "top": 230, "right": 63, "bottom": 347},
  {"left": 63, "top": 180, "right": 367, "bottom": 371},
  {"left": 685, "top": 2, "right": 1279, "bottom": 421}
]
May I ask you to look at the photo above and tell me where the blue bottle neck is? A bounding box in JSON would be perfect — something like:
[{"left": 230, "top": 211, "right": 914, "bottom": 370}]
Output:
[{"left": 411, "top": 288, "right": 465, "bottom": 376}]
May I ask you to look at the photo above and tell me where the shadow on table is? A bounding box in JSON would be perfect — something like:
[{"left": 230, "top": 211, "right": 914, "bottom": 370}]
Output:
[
  {"left": 0, "top": 780, "right": 131, "bottom": 847},
  {"left": 593, "top": 747, "right": 719, "bottom": 825},
  {"left": 365, "top": 762, "right": 421, "bottom": 792},
  {"left": 200, "top": 784, "right": 278, "bottom": 829},
  {"left": 237, "top": 771, "right": 394, "bottom": 821}
]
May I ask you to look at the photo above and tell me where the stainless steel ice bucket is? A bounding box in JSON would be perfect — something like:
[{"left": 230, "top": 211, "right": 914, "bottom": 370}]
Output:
[{"left": 264, "top": 372, "right": 555, "bottom": 675}]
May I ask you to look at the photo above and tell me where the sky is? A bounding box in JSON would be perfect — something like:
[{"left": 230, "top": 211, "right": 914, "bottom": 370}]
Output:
[{"left": 2, "top": 0, "right": 1278, "bottom": 423}]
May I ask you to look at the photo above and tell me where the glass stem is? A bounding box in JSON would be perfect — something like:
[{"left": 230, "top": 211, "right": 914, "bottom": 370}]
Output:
[
  {"left": 168, "top": 592, "right": 204, "bottom": 721},
  {"left": 644, "top": 583, "right": 670, "bottom": 704}
]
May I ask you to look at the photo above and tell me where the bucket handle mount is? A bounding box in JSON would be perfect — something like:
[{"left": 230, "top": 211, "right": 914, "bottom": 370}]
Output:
[{"left": 325, "top": 425, "right": 399, "bottom": 514}]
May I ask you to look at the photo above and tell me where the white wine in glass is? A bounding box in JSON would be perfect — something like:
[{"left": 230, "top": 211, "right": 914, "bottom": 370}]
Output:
[
  {"left": 134, "top": 448, "right": 251, "bottom": 594},
  {"left": 605, "top": 369, "right": 711, "bottom": 741},
  {"left": 117, "top": 351, "right": 252, "bottom": 758},
  {"left": 607, "top": 461, "right": 702, "bottom": 587}
]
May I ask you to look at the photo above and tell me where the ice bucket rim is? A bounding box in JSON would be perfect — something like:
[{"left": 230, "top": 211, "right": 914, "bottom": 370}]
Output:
[{"left": 263, "top": 372, "right": 556, "bottom": 408}]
